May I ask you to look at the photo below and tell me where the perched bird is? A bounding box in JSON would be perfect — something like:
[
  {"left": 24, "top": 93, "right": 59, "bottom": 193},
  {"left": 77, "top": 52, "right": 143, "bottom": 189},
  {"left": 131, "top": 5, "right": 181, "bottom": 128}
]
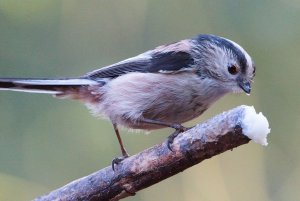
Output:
[{"left": 0, "top": 34, "right": 255, "bottom": 168}]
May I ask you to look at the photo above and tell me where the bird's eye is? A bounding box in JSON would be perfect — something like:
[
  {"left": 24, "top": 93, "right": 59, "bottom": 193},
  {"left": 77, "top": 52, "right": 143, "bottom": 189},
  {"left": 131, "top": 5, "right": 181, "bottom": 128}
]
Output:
[{"left": 228, "top": 65, "right": 238, "bottom": 75}]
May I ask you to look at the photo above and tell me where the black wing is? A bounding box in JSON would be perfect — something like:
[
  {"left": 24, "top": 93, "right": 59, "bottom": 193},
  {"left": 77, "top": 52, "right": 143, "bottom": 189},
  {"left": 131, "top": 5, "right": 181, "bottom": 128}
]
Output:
[{"left": 84, "top": 42, "right": 195, "bottom": 80}]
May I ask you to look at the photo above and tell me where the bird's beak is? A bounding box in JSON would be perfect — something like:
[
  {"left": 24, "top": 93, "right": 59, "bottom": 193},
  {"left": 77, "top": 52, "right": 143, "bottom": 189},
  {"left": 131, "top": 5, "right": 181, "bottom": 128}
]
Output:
[{"left": 238, "top": 81, "right": 251, "bottom": 94}]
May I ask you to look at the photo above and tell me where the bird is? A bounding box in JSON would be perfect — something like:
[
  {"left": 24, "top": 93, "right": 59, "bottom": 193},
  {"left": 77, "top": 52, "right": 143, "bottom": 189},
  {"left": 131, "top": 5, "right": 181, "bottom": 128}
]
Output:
[{"left": 0, "top": 34, "right": 255, "bottom": 169}]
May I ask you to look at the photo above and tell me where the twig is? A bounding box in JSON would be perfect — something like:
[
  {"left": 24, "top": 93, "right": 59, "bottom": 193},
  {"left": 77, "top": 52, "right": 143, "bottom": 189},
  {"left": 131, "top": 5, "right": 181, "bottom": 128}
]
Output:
[{"left": 34, "top": 106, "right": 253, "bottom": 201}]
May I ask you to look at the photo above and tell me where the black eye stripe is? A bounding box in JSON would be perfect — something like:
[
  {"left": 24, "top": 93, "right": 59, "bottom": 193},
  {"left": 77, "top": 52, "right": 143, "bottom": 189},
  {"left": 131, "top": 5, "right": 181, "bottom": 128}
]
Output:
[{"left": 194, "top": 34, "right": 248, "bottom": 73}]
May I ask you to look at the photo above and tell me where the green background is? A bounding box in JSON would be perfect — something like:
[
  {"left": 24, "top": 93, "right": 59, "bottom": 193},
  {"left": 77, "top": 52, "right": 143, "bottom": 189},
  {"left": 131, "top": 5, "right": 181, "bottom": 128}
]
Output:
[{"left": 0, "top": 1, "right": 299, "bottom": 200}]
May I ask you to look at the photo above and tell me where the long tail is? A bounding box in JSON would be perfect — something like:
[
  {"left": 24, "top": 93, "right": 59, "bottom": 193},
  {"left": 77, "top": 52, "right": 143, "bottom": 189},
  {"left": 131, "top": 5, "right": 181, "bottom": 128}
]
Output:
[{"left": 0, "top": 78, "right": 102, "bottom": 100}]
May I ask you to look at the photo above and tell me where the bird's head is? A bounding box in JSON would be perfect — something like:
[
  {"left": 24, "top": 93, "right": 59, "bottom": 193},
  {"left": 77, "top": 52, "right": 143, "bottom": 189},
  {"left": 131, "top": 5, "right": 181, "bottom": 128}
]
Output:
[{"left": 193, "top": 34, "right": 256, "bottom": 95}]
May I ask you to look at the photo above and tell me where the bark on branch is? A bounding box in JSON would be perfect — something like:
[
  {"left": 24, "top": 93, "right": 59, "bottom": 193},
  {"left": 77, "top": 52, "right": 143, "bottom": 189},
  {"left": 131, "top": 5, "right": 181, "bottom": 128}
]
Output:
[{"left": 34, "top": 106, "right": 252, "bottom": 201}]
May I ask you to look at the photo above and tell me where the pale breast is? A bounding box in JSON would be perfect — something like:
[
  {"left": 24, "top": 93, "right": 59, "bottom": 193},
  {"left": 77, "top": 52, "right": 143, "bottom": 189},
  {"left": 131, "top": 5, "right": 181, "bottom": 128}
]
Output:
[{"left": 87, "top": 72, "right": 227, "bottom": 130}]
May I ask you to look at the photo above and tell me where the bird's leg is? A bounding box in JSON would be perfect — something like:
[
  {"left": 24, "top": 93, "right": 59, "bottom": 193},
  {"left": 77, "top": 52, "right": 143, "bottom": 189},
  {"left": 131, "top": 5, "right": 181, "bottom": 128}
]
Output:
[
  {"left": 139, "top": 118, "right": 190, "bottom": 151},
  {"left": 111, "top": 124, "right": 129, "bottom": 171}
]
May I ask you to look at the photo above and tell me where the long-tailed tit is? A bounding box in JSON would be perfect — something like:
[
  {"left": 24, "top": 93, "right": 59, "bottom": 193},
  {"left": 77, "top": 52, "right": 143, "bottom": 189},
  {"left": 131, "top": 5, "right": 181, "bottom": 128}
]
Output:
[{"left": 0, "top": 34, "right": 255, "bottom": 168}]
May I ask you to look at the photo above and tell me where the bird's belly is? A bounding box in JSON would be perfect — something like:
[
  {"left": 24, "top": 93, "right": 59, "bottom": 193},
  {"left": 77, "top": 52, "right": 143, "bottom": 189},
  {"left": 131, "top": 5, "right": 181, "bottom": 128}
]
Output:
[
  {"left": 107, "top": 98, "right": 207, "bottom": 130},
  {"left": 87, "top": 72, "right": 223, "bottom": 130}
]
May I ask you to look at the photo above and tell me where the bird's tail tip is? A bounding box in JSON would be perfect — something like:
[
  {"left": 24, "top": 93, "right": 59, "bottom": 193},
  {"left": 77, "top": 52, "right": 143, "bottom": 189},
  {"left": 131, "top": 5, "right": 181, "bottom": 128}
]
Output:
[{"left": 0, "top": 78, "right": 100, "bottom": 95}]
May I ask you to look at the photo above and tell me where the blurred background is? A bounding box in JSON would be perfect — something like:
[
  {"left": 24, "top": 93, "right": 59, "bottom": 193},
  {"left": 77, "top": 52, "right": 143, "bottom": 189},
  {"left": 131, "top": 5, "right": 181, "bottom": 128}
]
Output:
[{"left": 0, "top": 1, "right": 299, "bottom": 200}]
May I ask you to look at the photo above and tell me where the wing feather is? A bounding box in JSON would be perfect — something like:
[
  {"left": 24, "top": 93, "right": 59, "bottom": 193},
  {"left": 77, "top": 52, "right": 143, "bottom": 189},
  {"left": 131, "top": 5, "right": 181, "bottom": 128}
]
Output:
[{"left": 85, "top": 40, "right": 195, "bottom": 79}]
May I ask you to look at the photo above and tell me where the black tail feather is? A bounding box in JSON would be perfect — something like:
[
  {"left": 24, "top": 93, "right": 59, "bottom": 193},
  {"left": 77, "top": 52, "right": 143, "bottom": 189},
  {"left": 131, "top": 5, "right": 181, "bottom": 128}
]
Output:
[{"left": 0, "top": 78, "right": 100, "bottom": 94}]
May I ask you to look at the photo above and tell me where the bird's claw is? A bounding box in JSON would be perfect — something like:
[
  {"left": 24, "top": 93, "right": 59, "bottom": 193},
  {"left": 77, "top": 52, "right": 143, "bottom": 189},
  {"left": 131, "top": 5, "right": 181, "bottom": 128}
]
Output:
[
  {"left": 171, "top": 124, "right": 188, "bottom": 132},
  {"left": 167, "top": 125, "right": 190, "bottom": 151},
  {"left": 112, "top": 154, "right": 129, "bottom": 171}
]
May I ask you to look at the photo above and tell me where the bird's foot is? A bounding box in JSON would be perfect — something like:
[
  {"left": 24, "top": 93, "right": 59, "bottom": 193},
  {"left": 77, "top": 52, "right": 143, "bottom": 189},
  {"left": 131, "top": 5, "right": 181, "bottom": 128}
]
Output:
[
  {"left": 167, "top": 124, "right": 190, "bottom": 151},
  {"left": 112, "top": 153, "right": 129, "bottom": 171}
]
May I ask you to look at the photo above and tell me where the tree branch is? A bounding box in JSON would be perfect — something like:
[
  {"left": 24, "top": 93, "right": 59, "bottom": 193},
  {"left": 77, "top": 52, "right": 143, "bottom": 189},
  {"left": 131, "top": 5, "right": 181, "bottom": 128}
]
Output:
[{"left": 34, "top": 106, "right": 263, "bottom": 201}]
